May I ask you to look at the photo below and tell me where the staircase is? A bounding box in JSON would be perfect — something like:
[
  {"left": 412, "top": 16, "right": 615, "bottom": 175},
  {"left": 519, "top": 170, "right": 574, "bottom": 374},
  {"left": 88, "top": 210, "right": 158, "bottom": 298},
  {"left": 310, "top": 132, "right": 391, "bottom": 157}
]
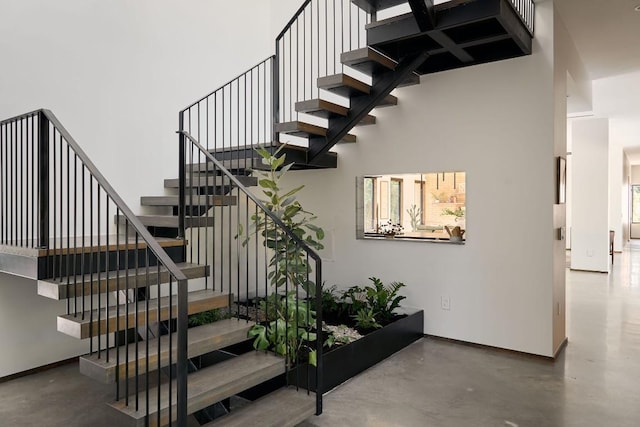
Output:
[{"left": 0, "top": 1, "right": 535, "bottom": 426}]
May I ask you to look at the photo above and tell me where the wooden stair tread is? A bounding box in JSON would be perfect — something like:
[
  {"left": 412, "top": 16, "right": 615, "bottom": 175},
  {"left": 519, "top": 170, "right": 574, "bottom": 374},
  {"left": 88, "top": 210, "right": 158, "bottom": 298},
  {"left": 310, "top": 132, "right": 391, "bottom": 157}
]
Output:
[
  {"left": 109, "top": 351, "right": 285, "bottom": 427},
  {"left": 209, "top": 387, "right": 316, "bottom": 427},
  {"left": 37, "top": 262, "right": 207, "bottom": 300},
  {"left": 351, "top": 0, "right": 407, "bottom": 14},
  {"left": 276, "top": 121, "right": 356, "bottom": 143},
  {"left": 341, "top": 47, "right": 397, "bottom": 75},
  {"left": 79, "top": 318, "right": 252, "bottom": 384},
  {"left": 275, "top": 121, "right": 326, "bottom": 138},
  {"left": 117, "top": 215, "right": 215, "bottom": 229},
  {"left": 355, "top": 114, "right": 376, "bottom": 126},
  {"left": 295, "top": 99, "right": 376, "bottom": 127},
  {"left": 377, "top": 94, "right": 398, "bottom": 108},
  {"left": 397, "top": 72, "right": 421, "bottom": 88},
  {"left": 164, "top": 175, "right": 257, "bottom": 189},
  {"left": 295, "top": 99, "right": 348, "bottom": 119},
  {"left": 317, "top": 74, "right": 370, "bottom": 98},
  {"left": 57, "top": 289, "right": 230, "bottom": 339},
  {"left": 0, "top": 236, "right": 186, "bottom": 258},
  {"left": 140, "top": 195, "right": 236, "bottom": 207}
]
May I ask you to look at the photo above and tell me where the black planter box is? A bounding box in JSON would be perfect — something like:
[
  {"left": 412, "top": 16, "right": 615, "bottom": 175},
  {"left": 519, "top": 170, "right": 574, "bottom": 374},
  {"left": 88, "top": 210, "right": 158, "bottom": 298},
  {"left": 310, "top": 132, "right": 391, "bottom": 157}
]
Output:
[{"left": 288, "top": 308, "right": 424, "bottom": 393}]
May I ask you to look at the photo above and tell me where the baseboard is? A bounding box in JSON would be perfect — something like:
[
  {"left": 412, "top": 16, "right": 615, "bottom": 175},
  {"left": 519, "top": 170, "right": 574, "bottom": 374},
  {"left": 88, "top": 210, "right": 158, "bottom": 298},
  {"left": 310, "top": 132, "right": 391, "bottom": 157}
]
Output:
[
  {"left": 553, "top": 337, "right": 569, "bottom": 358},
  {"left": 0, "top": 356, "right": 78, "bottom": 383},
  {"left": 425, "top": 334, "right": 557, "bottom": 361}
]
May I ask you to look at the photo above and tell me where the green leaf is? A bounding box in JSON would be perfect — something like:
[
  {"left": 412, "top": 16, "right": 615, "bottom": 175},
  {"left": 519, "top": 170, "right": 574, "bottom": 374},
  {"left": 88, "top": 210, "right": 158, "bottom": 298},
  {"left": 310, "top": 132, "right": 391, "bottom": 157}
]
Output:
[
  {"left": 308, "top": 350, "right": 317, "bottom": 367},
  {"left": 259, "top": 179, "right": 277, "bottom": 190}
]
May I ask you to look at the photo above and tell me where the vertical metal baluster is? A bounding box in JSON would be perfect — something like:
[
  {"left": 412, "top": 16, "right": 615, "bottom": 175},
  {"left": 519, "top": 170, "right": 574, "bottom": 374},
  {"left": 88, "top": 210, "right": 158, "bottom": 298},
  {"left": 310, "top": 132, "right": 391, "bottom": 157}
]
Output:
[
  {"left": 66, "top": 143, "right": 70, "bottom": 314},
  {"left": 0, "top": 122, "right": 4, "bottom": 244},
  {"left": 204, "top": 155, "right": 210, "bottom": 290},
  {"left": 52, "top": 129, "right": 57, "bottom": 278},
  {"left": 73, "top": 155, "right": 78, "bottom": 316},
  {"left": 156, "top": 262, "right": 162, "bottom": 427},
  {"left": 115, "top": 207, "right": 121, "bottom": 400},
  {"left": 31, "top": 117, "right": 34, "bottom": 246},
  {"left": 105, "top": 199, "right": 110, "bottom": 363},
  {"left": 206, "top": 97, "right": 209, "bottom": 151},
  {"left": 18, "top": 119, "right": 22, "bottom": 246},
  {"left": 341, "top": 0, "right": 345, "bottom": 73},
  {"left": 11, "top": 121, "right": 15, "bottom": 245},
  {"left": 124, "top": 221, "right": 129, "bottom": 406},
  {"left": 1, "top": 122, "right": 4, "bottom": 244},
  {"left": 289, "top": 31, "right": 292, "bottom": 122},
  {"left": 89, "top": 176, "right": 94, "bottom": 353},
  {"left": 20, "top": 119, "right": 25, "bottom": 245},
  {"left": 333, "top": 0, "right": 336, "bottom": 74},
  {"left": 58, "top": 133, "right": 63, "bottom": 280},
  {"left": 212, "top": 159, "right": 217, "bottom": 294},
  {"left": 189, "top": 140, "right": 194, "bottom": 264},
  {"left": 294, "top": 243, "right": 300, "bottom": 390},
  {"left": 97, "top": 187, "right": 102, "bottom": 358},
  {"left": 168, "top": 276, "right": 173, "bottom": 426},
  {"left": 315, "top": 253, "right": 323, "bottom": 413},
  {"left": 264, "top": 214, "right": 269, "bottom": 324},
  {"left": 145, "top": 247, "right": 150, "bottom": 423},
  {"left": 134, "top": 233, "right": 139, "bottom": 411},
  {"left": 317, "top": 0, "right": 321, "bottom": 88},
  {"left": 81, "top": 165, "right": 86, "bottom": 319}
]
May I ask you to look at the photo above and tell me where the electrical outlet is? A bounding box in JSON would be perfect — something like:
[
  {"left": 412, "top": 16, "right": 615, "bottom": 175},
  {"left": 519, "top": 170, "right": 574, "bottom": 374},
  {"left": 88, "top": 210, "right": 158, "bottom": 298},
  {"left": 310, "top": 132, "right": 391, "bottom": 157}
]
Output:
[
  {"left": 587, "top": 249, "right": 594, "bottom": 257},
  {"left": 441, "top": 296, "right": 451, "bottom": 311}
]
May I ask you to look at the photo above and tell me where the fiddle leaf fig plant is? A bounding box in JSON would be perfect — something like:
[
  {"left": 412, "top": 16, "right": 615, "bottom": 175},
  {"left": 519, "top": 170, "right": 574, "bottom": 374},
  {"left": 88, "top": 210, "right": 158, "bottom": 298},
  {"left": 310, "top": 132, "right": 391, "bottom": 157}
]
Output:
[{"left": 239, "top": 146, "right": 324, "bottom": 292}]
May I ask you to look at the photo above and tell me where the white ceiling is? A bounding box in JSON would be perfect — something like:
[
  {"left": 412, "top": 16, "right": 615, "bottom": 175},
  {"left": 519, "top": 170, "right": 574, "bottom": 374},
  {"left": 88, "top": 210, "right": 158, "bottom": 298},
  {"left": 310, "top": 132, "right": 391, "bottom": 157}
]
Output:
[
  {"left": 554, "top": 0, "right": 640, "bottom": 162},
  {"left": 554, "top": 0, "right": 640, "bottom": 80}
]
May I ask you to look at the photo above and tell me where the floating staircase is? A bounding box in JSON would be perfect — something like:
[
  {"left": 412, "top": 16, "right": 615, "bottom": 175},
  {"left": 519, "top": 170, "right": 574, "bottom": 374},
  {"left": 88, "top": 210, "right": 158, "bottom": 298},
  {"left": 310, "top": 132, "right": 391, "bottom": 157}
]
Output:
[{"left": 0, "top": 1, "right": 535, "bottom": 426}]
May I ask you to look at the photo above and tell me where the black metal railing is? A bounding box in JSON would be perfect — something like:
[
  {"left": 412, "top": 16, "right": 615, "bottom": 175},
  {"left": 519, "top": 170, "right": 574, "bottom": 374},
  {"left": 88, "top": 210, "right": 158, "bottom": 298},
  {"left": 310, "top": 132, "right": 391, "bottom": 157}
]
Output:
[
  {"left": 507, "top": 0, "right": 535, "bottom": 35},
  {"left": 180, "top": 57, "right": 275, "bottom": 172},
  {"left": 178, "top": 130, "right": 324, "bottom": 414},
  {"left": 275, "top": 0, "right": 371, "bottom": 126},
  {"left": 0, "top": 109, "right": 191, "bottom": 426}
]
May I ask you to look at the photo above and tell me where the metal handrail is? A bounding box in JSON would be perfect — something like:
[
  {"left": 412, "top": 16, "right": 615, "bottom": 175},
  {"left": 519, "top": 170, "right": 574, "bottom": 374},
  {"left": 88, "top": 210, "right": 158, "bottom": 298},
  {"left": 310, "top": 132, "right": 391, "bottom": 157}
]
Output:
[
  {"left": 1, "top": 108, "right": 191, "bottom": 425},
  {"left": 41, "top": 109, "right": 188, "bottom": 282},
  {"left": 181, "top": 56, "right": 276, "bottom": 112},
  {"left": 276, "top": 0, "right": 314, "bottom": 43},
  {"left": 178, "top": 130, "right": 324, "bottom": 413}
]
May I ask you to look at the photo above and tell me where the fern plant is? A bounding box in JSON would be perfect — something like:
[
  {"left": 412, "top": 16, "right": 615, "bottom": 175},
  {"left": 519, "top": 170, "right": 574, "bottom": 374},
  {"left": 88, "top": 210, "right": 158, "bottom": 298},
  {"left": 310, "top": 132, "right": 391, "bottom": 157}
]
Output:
[
  {"left": 354, "top": 307, "right": 382, "bottom": 330},
  {"left": 363, "top": 277, "right": 406, "bottom": 323}
]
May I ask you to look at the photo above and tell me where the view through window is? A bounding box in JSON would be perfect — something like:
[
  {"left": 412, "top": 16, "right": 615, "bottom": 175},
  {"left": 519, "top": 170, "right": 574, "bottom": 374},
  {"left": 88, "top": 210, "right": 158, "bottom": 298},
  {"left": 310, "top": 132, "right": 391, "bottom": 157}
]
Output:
[{"left": 359, "top": 172, "right": 466, "bottom": 241}]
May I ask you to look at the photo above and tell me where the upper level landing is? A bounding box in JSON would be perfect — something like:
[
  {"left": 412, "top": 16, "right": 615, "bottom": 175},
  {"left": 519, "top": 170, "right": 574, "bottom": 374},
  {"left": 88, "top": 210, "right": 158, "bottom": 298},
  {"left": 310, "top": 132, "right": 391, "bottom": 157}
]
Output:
[{"left": 363, "top": 0, "right": 533, "bottom": 74}]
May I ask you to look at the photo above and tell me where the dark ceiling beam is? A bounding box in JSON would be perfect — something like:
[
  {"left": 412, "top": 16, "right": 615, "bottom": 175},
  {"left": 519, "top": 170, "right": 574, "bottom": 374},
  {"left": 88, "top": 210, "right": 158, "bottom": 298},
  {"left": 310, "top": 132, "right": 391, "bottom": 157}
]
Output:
[{"left": 408, "top": 0, "right": 436, "bottom": 32}]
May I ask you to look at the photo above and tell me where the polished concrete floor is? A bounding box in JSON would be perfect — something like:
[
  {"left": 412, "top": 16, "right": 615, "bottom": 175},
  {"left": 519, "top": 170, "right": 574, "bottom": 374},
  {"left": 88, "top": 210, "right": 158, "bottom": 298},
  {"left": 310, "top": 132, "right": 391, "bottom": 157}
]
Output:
[{"left": 2, "top": 247, "right": 640, "bottom": 426}]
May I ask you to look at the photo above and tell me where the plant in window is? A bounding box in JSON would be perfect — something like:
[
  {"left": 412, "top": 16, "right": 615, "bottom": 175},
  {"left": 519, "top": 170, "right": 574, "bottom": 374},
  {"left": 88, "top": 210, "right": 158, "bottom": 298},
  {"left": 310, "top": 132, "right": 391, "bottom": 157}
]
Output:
[
  {"left": 441, "top": 206, "right": 465, "bottom": 222},
  {"left": 406, "top": 204, "right": 422, "bottom": 231},
  {"left": 378, "top": 220, "right": 403, "bottom": 237}
]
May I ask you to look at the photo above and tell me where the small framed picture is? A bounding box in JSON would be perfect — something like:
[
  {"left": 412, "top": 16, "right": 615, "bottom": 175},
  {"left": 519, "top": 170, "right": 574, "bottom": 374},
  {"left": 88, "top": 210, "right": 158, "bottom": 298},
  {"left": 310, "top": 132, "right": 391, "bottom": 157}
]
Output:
[{"left": 557, "top": 156, "right": 566, "bottom": 204}]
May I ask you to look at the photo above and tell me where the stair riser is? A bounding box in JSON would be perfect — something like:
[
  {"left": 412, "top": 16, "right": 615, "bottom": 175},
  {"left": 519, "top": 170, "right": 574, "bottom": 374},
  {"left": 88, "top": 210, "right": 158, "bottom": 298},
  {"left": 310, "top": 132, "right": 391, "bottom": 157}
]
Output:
[{"left": 36, "top": 246, "right": 185, "bottom": 281}]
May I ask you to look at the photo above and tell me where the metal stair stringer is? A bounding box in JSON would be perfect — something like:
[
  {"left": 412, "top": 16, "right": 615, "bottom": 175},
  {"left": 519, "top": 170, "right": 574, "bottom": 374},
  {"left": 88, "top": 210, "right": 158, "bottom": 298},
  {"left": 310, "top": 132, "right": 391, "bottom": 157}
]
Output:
[{"left": 308, "top": 50, "right": 430, "bottom": 164}]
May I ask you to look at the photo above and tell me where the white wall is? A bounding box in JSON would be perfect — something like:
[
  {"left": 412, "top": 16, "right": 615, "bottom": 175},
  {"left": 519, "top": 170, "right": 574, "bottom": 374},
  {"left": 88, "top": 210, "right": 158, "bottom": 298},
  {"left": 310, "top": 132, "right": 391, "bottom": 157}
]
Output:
[
  {"left": 0, "top": 0, "right": 272, "bottom": 376},
  {"left": 273, "top": 2, "right": 562, "bottom": 357},
  {"left": 631, "top": 166, "right": 640, "bottom": 238},
  {"left": 0, "top": 0, "right": 271, "bottom": 213},
  {"left": 623, "top": 154, "right": 631, "bottom": 243},
  {"left": 609, "top": 131, "right": 624, "bottom": 251},
  {"left": 570, "top": 118, "right": 610, "bottom": 272},
  {"left": 0, "top": 274, "right": 88, "bottom": 377}
]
